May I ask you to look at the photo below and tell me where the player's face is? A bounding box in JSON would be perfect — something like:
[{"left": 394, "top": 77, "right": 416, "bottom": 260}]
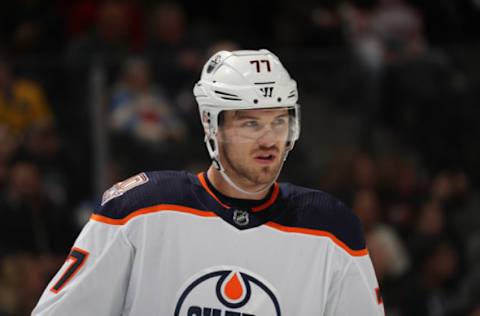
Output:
[{"left": 218, "top": 108, "right": 290, "bottom": 189}]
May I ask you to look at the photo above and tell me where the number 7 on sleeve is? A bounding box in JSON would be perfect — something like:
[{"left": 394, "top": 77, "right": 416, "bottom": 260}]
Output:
[{"left": 50, "top": 247, "right": 90, "bottom": 294}]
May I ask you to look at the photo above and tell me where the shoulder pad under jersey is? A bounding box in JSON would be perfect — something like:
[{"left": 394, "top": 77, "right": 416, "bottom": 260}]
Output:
[
  {"left": 277, "top": 183, "right": 366, "bottom": 253},
  {"left": 93, "top": 171, "right": 194, "bottom": 220}
]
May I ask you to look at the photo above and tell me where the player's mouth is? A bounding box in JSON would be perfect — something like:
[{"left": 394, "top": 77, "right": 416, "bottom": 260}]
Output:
[{"left": 253, "top": 153, "right": 276, "bottom": 165}]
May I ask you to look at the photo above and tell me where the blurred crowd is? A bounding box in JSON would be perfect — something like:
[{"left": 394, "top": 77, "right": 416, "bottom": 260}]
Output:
[
  {"left": 1, "top": 0, "right": 480, "bottom": 315},
  {"left": 319, "top": 149, "right": 480, "bottom": 315}
]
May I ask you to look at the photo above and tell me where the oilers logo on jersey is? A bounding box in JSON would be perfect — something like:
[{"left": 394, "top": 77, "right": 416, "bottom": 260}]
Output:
[{"left": 174, "top": 266, "right": 281, "bottom": 316}]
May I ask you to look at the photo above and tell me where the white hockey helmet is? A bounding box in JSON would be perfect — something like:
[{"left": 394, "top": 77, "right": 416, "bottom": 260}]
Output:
[{"left": 194, "top": 49, "right": 300, "bottom": 171}]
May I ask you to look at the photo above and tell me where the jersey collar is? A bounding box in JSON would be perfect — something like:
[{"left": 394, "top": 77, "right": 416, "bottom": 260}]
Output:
[{"left": 197, "top": 172, "right": 280, "bottom": 212}]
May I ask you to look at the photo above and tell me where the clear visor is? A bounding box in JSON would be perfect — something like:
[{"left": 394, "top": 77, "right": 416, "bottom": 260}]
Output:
[{"left": 217, "top": 107, "right": 297, "bottom": 143}]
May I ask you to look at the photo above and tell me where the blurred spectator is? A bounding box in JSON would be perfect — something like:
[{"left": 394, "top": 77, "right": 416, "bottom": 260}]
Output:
[
  {"left": 431, "top": 171, "right": 470, "bottom": 210},
  {"left": 352, "top": 188, "right": 381, "bottom": 232},
  {"left": 15, "top": 124, "right": 73, "bottom": 207},
  {"left": 343, "top": 0, "right": 427, "bottom": 69},
  {"left": 352, "top": 151, "right": 378, "bottom": 189},
  {"left": 0, "top": 55, "right": 53, "bottom": 138},
  {"left": 63, "top": 0, "right": 146, "bottom": 156},
  {"left": 276, "top": 0, "right": 345, "bottom": 47},
  {"left": 369, "top": 0, "right": 426, "bottom": 63},
  {"left": 0, "top": 254, "right": 63, "bottom": 316},
  {"left": 0, "top": 1, "right": 65, "bottom": 57},
  {"left": 65, "top": 0, "right": 145, "bottom": 51},
  {"left": 145, "top": 2, "right": 203, "bottom": 95},
  {"left": 66, "top": 0, "right": 141, "bottom": 73},
  {"left": 414, "top": 199, "right": 446, "bottom": 238},
  {"left": 110, "top": 57, "right": 186, "bottom": 144},
  {"left": 366, "top": 224, "right": 410, "bottom": 313},
  {"left": 379, "top": 154, "right": 424, "bottom": 204},
  {"left": 318, "top": 146, "right": 357, "bottom": 200},
  {"left": 321, "top": 148, "right": 480, "bottom": 314},
  {"left": 309, "top": 3, "right": 345, "bottom": 47},
  {"left": 400, "top": 238, "right": 461, "bottom": 316},
  {"left": 0, "top": 160, "right": 73, "bottom": 255},
  {"left": 341, "top": 0, "right": 436, "bottom": 154},
  {"left": 109, "top": 57, "right": 187, "bottom": 171},
  {"left": 317, "top": 149, "right": 379, "bottom": 202},
  {"left": 367, "top": 224, "right": 410, "bottom": 280}
]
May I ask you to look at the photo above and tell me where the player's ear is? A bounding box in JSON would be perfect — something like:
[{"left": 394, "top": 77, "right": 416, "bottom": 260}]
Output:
[
  {"left": 216, "top": 128, "right": 226, "bottom": 143},
  {"left": 216, "top": 112, "right": 230, "bottom": 143}
]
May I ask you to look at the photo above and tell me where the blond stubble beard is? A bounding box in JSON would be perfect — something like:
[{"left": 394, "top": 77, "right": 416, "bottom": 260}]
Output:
[{"left": 221, "top": 142, "right": 284, "bottom": 187}]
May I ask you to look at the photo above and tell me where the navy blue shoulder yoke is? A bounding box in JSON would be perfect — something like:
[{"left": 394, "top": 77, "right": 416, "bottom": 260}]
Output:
[
  {"left": 275, "top": 183, "right": 366, "bottom": 252},
  {"left": 93, "top": 171, "right": 200, "bottom": 220}
]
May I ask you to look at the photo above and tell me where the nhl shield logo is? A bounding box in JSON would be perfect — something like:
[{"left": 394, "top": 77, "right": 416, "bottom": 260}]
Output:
[
  {"left": 233, "top": 210, "right": 249, "bottom": 226},
  {"left": 174, "top": 267, "right": 281, "bottom": 316}
]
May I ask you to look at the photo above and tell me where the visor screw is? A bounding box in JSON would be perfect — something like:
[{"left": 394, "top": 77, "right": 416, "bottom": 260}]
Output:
[
  {"left": 253, "top": 99, "right": 258, "bottom": 104},
  {"left": 277, "top": 97, "right": 282, "bottom": 102}
]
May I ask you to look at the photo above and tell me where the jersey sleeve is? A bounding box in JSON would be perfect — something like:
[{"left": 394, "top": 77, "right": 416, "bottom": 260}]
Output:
[
  {"left": 31, "top": 219, "right": 134, "bottom": 315},
  {"left": 324, "top": 254, "right": 385, "bottom": 316}
]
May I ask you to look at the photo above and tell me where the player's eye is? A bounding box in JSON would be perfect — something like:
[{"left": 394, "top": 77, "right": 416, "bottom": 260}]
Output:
[
  {"left": 241, "top": 120, "right": 259, "bottom": 128},
  {"left": 272, "top": 117, "right": 287, "bottom": 126}
]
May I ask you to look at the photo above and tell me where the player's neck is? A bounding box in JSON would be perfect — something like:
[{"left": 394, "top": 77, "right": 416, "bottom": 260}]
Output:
[{"left": 207, "top": 166, "right": 271, "bottom": 200}]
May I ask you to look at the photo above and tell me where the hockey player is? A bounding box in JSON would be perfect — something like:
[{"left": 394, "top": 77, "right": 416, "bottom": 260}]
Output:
[{"left": 32, "top": 49, "right": 385, "bottom": 315}]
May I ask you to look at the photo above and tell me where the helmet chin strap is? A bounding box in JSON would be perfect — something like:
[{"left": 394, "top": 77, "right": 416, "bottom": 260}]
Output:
[{"left": 218, "top": 168, "right": 272, "bottom": 196}]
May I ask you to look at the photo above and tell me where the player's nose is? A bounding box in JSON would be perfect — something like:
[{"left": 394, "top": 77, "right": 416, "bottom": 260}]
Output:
[{"left": 256, "top": 128, "right": 277, "bottom": 147}]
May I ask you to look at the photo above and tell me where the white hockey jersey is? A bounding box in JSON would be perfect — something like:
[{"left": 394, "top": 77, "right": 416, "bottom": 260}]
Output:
[{"left": 32, "top": 171, "right": 385, "bottom": 315}]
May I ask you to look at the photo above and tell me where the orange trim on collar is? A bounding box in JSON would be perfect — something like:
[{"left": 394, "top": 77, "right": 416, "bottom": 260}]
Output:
[
  {"left": 197, "top": 172, "right": 280, "bottom": 211},
  {"left": 197, "top": 172, "right": 230, "bottom": 208},
  {"left": 252, "top": 183, "right": 279, "bottom": 212}
]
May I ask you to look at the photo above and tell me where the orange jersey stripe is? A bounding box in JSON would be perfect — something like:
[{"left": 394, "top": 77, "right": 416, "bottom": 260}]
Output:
[
  {"left": 197, "top": 173, "right": 230, "bottom": 208},
  {"left": 265, "top": 222, "right": 369, "bottom": 257},
  {"left": 90, "top": 203, "right": 367, "bottom": 257},
  {"left": 90, "top": 204, "right": 217, "bottom": 226},
  {"left": 252, "top": 183, "right": 279, "bottom": 212}
]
